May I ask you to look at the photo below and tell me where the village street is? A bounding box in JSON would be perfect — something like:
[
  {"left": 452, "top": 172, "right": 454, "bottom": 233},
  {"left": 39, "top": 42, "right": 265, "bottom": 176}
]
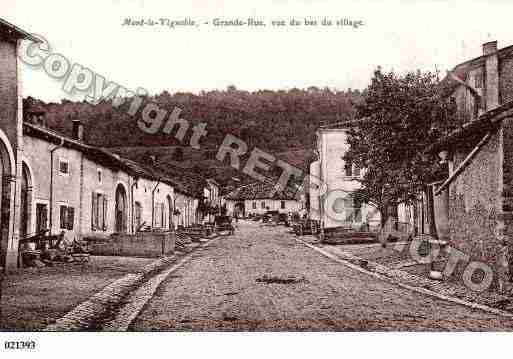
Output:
[{"left": 132, "top": 221, "right": 513, "bottom": 331}]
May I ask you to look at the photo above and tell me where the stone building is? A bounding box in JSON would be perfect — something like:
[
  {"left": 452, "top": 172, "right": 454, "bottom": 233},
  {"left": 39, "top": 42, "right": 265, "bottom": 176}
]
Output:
[
  {"left": 0, "top": 19, "right": 205, "bottom": 270},
  {"left": 431, "top": 41, "right": 513, "bottom": 285},
  {"left": 0, "top": 18, "right": 38, "bottom": 269}
]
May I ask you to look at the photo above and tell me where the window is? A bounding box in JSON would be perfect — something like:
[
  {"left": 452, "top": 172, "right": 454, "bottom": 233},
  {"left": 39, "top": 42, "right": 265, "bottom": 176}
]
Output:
[
  {"left": 154, "top": 202, "right": 165, "bottom": 227},
  {"left": 36, "top": 203, "right": 48, "bottom": 234},
  {"left": 353, "top": 198, "right": 362, "bottom": 222},
  {"left": 134, "top": 202, "right": 142, "bottom": 229},
  {"left": 281, "top": 201, "right": 286, "bottom": 209},
  {"left": 475, "top": 70, "right": 484, "bottom": 89},
  {"left": 59, "top": 205, "right": 75, "bottom": 230},
  {"left": 353, "top": 164, "right": 361, "bottom": 177},
  {"left": 344, "top": 161, "right": 353, "bottom": 177},
  {"left": 345, "top": 160, "right": 361, "bottom": 178},
  {"left": 261, "top": 201, "right": 266, "bottom": 209},
  {"left": 59, "top": 159, "right": 70, "bottom": 175},
  {"left": 97, "top": 169, "right": 102, "bottom": 183},
  {"left": 252, "top": 202, "right": 257, "bottom": 209},
  {"left": 92, "top": 192, "right": 107, "bottom": 231},
  {"left": 161, "top": 203, "right": 165, "bottom": 227}
]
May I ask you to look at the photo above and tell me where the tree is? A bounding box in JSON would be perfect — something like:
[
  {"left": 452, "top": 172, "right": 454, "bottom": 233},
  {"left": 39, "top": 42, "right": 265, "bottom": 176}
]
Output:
[{"left": 345, "top": 68, "right": 457, "bottom": 230}]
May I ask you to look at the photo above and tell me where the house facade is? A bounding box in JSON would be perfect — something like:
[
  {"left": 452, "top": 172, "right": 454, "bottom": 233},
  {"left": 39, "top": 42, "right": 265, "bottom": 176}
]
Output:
[
  {"left": 308, "top": 126, "right": 415, "bottom": 237},
  {"left": 18, "top": 119, "right": 183, "bottom": 248},
  {"left": 431, "top": 41, "right": 513, "bottom": 285},
  {"left": 203, "top": 178, "right": 221, "bottom": 222},
  {"left": 310, "top": 128, "right": 382, "bottom": 231},
  {"left": 0, "top": 19, "right": 37, "bottom": 269},
  {"left": 0, "top": 19, "right": 205, "bottom": 270},
  {"left": 225, "top": 182, "right": 302, "bottom": 217}
]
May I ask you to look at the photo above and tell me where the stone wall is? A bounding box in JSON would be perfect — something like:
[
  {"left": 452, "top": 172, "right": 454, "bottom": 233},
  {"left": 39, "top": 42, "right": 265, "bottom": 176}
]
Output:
[
  {"left": 500, "top": 118, "right": 513, "bottom": 281},
  {"left": 0, "top": 39, "right": 18, "bottom": 146},
  {"left": 86, "top": 231, "right": 176, "bottom": 258},
  {"left": 0, "top": 38, "right": 22, "bottom": 269},
  {"left": 500, "top": 57, "right": 513, "bottom": 105},
  {"left": 447, "top": 130, "right": 501, "bottom": 284}
]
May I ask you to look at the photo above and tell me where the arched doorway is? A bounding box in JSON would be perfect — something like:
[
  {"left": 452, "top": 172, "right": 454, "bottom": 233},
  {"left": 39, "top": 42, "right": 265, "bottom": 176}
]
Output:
[
  {"left": 115, "top": 184, "right": 127, "bottom": 233},
  {"left": 0, "top": 130, "right": 14, "bottom": 268},
  {"left": 20, "top": 163, "right": 32, "bottom": 238},
  {"left": 167, "top": 195, "right": 173, "bottom": 230}
]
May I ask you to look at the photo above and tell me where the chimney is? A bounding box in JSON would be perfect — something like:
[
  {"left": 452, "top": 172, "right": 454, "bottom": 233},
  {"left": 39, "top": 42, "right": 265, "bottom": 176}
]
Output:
[
  {"left": 483, "top": 40, "right": 500, "bottom": 110},
  {"left": 72, "top": 119, "right": 84, "bottom": 141},
  {"left": 25, "top": 106, "right": 46, "bottom": 126},
  {"left": 483, "top": 41, "right": 498, "bottom": 56}
]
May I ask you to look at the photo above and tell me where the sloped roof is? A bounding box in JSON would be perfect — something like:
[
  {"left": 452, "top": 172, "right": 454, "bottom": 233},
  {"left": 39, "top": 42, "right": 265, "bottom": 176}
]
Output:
[
  {"left": 440, "top": 44, "right": 513, "bottom": 96},
  {"left": 225, "top": 181, "right": 299, "bottom": 201},
  {"left": 23, "top": 122, "right": 205, "bottom": 197},
  {"left": 0, "top": 18, "right": 41, "bottom": 42},
  {"left": 427, "top": 100, "right": 513, "bottom": 153},
  {"left": 318, "top": 118, "right": 370, "bottom": 130}
]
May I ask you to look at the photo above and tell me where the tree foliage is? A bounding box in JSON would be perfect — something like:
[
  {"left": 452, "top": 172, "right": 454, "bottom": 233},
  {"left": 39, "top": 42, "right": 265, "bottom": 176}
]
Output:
[
  {"left": 25, "top": 86, "right": 360, "bottom": 154},
  {"left": 345, "top": 68, "right": 457, "bottom": 222}
]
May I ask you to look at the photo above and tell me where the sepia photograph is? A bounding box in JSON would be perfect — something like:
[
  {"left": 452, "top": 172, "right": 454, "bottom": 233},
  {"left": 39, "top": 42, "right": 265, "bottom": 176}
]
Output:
[{"left": 1, "top": 0, "right": 513, "bottom": 357}]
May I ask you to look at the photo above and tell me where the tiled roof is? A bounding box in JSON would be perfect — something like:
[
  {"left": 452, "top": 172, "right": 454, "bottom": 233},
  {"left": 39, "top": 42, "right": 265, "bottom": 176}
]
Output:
[
  {"left": 440, "top": 44, "right": 513, "bottom": 95},
  {"left": 153, "top": 162, "right": 206, "bottom": 197},
  {"left": 0, "top": 17, "right": 41, "bottom": 42},
  {"left": 427, "top": 100, "right": 513, "bottom": 153},
  {"left": 318, "top": 118, "right": 370, "bottom": 129},
  {"left": 23, "top": 122, "right": 205, "bottom": 197},
  {"left": 225, "top": 181, "right": 299, "bottom": 201}
]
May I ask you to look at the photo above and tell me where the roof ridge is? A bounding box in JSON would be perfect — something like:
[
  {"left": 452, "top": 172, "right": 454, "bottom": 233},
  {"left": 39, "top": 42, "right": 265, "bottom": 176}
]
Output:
[{"left": 0, "top": 17, "right": 41, "bottom": 42}]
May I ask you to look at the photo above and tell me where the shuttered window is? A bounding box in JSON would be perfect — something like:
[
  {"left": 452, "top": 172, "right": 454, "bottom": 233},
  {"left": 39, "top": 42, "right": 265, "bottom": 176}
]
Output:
[
  {"left": 92, "top": 192, "right": 108, "bottom": 231},
  {"left": 154, "top": 202, "right": 165, "bottom": 227},
  {"left": 92, "top": 192, "right": 98, "bottom": 230},
  {"left": 161, "top": 203, "right": 165, "bottom": 227},
  {"left": 36, "top": 204, "right": 48, "bottom": 234},
  {"left": 59, "top": 205, "right": 75, "bottom": 230}
]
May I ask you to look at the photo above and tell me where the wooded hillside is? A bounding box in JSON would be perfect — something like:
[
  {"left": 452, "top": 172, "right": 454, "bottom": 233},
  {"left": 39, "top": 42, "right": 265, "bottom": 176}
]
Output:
[{"left": 25, "top": 86, "right": 360, "bottom": 186}]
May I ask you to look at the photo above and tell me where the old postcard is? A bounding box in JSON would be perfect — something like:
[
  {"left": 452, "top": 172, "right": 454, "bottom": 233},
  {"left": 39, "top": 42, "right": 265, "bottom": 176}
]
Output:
[{"left": 1, "top": 0, "right": 513, "bottom": 357}]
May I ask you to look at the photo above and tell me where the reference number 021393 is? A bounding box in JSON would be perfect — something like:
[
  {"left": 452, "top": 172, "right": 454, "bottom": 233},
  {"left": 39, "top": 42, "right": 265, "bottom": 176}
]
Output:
[{"left": 4, "top": 341, "right": 36, "bottom": 350}]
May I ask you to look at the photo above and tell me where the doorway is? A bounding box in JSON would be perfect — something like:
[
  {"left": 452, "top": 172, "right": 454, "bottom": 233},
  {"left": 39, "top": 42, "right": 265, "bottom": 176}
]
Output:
[{"left": 115, "top": 184, "right": 127, "bottom": 233}]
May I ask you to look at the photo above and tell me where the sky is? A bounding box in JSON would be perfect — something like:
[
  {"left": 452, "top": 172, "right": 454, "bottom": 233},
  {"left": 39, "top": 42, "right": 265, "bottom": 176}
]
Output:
[{"left": 3, "top": 0, "right": 513, "bottom": 102}]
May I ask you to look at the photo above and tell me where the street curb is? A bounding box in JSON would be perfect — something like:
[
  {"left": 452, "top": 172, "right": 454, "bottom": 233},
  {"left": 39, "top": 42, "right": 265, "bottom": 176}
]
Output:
[
  {"left": 295, "top": 237, "right": 513, "bottom": 319},
  {"left": 45, "top": 236, "right": 218, "bottom": 331},
  {"left": 102, "top": 238, "right": 217, "bottom": 331}
]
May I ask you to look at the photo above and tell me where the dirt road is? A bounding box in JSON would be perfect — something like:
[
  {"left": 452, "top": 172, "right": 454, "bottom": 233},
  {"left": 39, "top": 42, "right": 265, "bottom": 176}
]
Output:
[{"left": 132, "top": 221, "right": 513, "bottom": 331}]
